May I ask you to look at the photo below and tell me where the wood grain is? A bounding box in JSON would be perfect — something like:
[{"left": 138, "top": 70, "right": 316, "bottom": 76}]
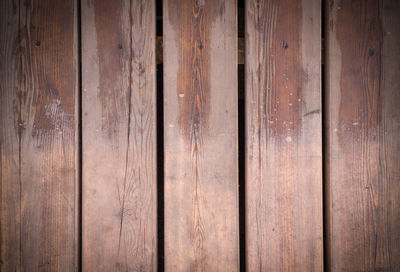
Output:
[
  {"left": 0, "top": 0, "right": 78, "bottom": 270},
  {"left": 81, "top": 0, "right": 157, "bottom": 271},
  {"left": 325, "top": 0, "right": 400, "bottom": 270},
  {"left": 245, "top": 0, "right": 323, "bottom": 271},
  {"left": 156, "top": 36, "right": 245, "bottom": 65},
  {"left": 163, "top": 0, "right": 239, "bottom": 271}
]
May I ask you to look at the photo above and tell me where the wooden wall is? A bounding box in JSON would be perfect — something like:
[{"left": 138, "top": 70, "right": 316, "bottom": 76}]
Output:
[{"left": 1, "top": 0, "right": 399, "bottom": 271}]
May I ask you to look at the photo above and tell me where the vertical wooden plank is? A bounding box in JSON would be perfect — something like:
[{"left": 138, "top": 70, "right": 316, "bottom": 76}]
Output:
[
  {"left": 326, "top": 0, "right": 400, "bottom": 270},
  {"left": 245, "top": 0, "right": 323, "bottom": 271},
  {"left": 82, "top": 0, "right": 157, "bottom": 271},
  {"left": 163, "top": 0, "right": 239, "bottom": 271},
  {"left": 0, "top": 0, "right": 78, "bottom": 271}
]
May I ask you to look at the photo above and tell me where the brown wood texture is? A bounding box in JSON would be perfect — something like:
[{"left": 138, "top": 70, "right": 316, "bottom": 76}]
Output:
[
  {"left": 156, "top": 36, "right": 245, "bottom": 65},
  {"left": 81, "top": 0, "right": 157, "bottom": 271},
  {"left": 245, "top": 0, "right": 323, "bottom": 271},
  {"left": 163, "top": 0, "right": 239, "bottom": 271},
  {"left": 326, "top": 0, "right": 400, "bottom": 271},
  {"left": 0, "top": 0, "right": 78, "bottom": 271}
]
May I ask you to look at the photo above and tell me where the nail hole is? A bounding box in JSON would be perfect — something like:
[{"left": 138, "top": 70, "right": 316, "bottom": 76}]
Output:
[{"left": 369, "top": 49, "right": 374, "bottom": 56}]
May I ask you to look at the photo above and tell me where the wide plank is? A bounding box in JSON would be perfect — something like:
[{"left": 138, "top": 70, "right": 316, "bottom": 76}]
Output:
[
  {"left": 81, "top": 0, "right": 157, "bottom": 271},
  {"left": 245, "top": 0, "right": 323, "bottom": 271},
  {"left": 325, "top": 0, "right": 400, "bottom": 270},
  {"left": 163, "top": 0, "right": 239, "bottom": 270},
  {"left": 0, "top": 0, "right": 78, "bottom": 270}
]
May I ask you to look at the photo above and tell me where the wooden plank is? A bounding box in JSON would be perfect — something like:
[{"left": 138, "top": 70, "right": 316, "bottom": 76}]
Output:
[
  {"left": 245, "top": 0, "right": 323, "bottom": 271},
  {"left": 81, "top": 0, "right": 157, "bottom": 271},
  {"left": 0, "top": 0, "right": 78, "bottom": 270},
  {"left": 156, "top": 36, "right": 245, "bottom": 65},
  {"left": 326, "top": 0, "right": 400, "bottom": 270},
  {"left": 163, "top": 0, "right": 239, "bottom": 270}
]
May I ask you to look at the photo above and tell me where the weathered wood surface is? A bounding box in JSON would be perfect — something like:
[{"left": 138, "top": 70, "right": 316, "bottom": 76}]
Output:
[
  {"left": 0, "top": 0, "right": 78, "bottom": 271},
  {"left": 156, "top": 36, "right": 245, "bottom": 65},
  {"left": 81, "top": 0, "right": 157, "bottom": 271},
  {"left": 245, "top": 0, "right": 323, "bottom": 271},
  {"left": 325, "top": 0, "right": 400, "bottom": 271},
  {"left": 163, "top": 0, "right": 239, "bottom": 271}
]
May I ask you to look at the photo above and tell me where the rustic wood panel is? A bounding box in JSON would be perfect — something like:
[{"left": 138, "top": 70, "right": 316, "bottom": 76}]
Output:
[
  {"left": 156, "top": 36, "right": 245, "bottom": 65},
  {"left": 81, "top": 0, "right": 157, "bottom": 271},
  {"left": 245, "top": 0, "right": 323, "bottom": 271},
  {"left": 0, "top": 0, "right": 78, "bottom": 270},
  {"left": 326, "top": 0, "right": 400, "bottom": 270},
  {"left": 163, "top": 0, "right": 239, "bottom": 270}
]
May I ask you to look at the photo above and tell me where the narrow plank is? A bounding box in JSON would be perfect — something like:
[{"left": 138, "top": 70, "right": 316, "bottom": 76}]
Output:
[
  {"left": 326, "top": 0, "right": 400, "bottom": 270},
  {"left": 0, "top": 0, "right": 78, "bottom": 270},
  {"left": 81, "top": 0, "right": 157, "bottom": 271},
  {"left": 245, "top": 0, "right": 323, "bottom": 271},
  {"left": 163, "top": 0, "right": 239, "bottom": 270}
]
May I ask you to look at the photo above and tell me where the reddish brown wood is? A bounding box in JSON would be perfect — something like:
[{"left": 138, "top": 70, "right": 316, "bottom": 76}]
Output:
[
  {"left": 81, "top": 0, "right": 157, "bottom": 271},
  {"left": 163, "top": 0, "right": 239, "bottom": 270},
  {"left": 245, "top": 0, "right": 323, "bottom": 271},
  {"left": 157, "top": 36, "right": 244, "bottom": 65},
  {"left": 326, "top": 0, "right": 400, "bottom": 270},
  {"left": 0, "top": 0, "right": 78, "bottom": 270}
]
